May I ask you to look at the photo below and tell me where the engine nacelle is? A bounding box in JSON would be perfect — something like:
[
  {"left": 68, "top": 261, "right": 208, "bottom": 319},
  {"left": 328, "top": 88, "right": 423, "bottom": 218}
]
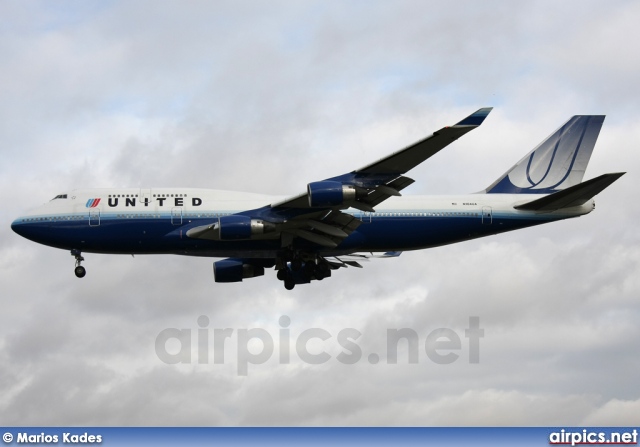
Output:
[
  {"left": 213, "top": 259, "right": 265, "bottom": 283},
  {"left": 307, "top": 181, "right": 356, "bottom": 207},
  {"left": 218, "top": 215, "right": 275, "bottom": 240}
]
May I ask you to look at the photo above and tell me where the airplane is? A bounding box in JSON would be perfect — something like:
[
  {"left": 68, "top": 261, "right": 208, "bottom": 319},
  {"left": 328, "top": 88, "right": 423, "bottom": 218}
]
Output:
[{"left": 11, "top": 108, "right": 624, "bottom": 290}]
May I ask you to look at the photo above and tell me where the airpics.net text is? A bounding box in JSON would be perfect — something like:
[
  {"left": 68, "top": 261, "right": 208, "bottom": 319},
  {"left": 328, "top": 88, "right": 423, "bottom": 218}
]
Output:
[{"left": 155, "top": 316, "right": 484, "bottom": 376}]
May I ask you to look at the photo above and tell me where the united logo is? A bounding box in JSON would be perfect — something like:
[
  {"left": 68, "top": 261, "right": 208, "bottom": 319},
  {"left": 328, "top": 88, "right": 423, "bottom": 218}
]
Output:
[{"left": 85, "top": 198, "right": 101, "bottom": 208}]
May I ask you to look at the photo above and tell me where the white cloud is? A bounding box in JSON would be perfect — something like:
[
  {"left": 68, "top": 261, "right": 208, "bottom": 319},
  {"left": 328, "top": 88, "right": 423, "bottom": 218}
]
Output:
[{"left": 582, "top": 398, "right": 640, "bottom": 426}]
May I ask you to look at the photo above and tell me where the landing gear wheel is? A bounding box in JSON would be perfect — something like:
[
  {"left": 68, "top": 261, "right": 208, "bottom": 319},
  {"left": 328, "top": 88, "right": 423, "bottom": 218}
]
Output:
[
  {"left": 303, "top": 262, "right": 316, "bottom": 278},
  {"left": 71, "top": 249, "right": 86, "bottom": 279},
  {"left": 314, "top": 263, "right": 331, "bottom": 281},
  {"left": 320, "top": 263, "right": 331, "bottom": 274},
  {"left": 277, "top": 269, "right": 288, "bottom": 281},
  {"left": 291, "top": 258, "right": 303, "bottom": 271},
  {"left": 315, "top": 263, "right": 330, "bottom": 280},
  {"left": 284, "top": 278, "right": 295, "bottom": 290}
]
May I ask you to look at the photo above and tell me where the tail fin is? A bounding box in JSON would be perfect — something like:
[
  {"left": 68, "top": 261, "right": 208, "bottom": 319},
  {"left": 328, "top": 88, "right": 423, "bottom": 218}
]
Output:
[{"left": 485, "top": 115, "right": 605, "bottom": 194}]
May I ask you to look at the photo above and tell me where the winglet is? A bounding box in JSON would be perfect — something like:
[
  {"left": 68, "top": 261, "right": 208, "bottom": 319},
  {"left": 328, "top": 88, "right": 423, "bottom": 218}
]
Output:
[{"left": 455, "top": 107, "right": 493, "bottom": 127}]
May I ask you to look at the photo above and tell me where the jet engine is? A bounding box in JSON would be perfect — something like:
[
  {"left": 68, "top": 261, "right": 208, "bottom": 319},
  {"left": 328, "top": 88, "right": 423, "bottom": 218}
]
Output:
[
  {"left": 213, "top": 259, "right": 265, "bottom": 283},
  {"left": 307, "top": 181, "right": 356, "bottom": 207}
]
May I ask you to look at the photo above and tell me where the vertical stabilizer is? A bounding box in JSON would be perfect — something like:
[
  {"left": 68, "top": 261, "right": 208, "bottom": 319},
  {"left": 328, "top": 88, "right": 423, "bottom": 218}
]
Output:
[{"left": 485, "top": 115, "right": 605, "bottom": 194}]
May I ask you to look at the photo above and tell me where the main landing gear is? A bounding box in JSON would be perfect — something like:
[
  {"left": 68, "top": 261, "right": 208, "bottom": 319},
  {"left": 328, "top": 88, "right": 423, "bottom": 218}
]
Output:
[
  {"left": 276, "top": 257, "right": 332, "bottom": 290},
  {"left": 71, "top": 249, "right": 86, "bottom": 278}
]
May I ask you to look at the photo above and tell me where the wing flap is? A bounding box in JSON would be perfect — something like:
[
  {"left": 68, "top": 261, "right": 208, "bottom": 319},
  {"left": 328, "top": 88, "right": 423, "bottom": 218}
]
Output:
[
  {"left": 360, "top": 175, "right": 415, "bottom": 208},
  {"left": 307, "top": 219, "right": 349, "bottom": 238},
  {"left": 324, "top": 251, "right": 402, "bottom": 268}
]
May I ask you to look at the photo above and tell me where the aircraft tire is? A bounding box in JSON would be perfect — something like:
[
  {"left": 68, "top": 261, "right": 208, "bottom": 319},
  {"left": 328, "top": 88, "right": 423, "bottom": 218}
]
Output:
[
  {"left": 318, "top": 263, "right": 330, "bottom": 277},
  {"left": 303, "top": 262, "right": 316, "bottom": 278},
  {"left": 276, "top": 269, "right": 288, "bottom": 281},
  {"left": 291, "top": 258, "right": 302, "bottom": 271}
]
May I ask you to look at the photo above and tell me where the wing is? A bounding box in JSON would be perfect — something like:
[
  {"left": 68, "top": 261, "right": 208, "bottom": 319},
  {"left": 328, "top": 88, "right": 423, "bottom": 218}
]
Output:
[
  {"left": 272, "top": 107, "right": 492, "bottom": 211},
  {"left": 353, "top": 107, "right": 493, "bottom": 175},
  {"left": 187, "top": 108, "right": 492, "bottom": 248}
]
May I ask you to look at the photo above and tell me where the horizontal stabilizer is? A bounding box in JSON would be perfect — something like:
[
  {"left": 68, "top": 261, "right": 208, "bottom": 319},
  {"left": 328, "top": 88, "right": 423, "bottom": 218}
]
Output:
[{"left": 514, "top": 173, "right": 625, "bottom": 212}]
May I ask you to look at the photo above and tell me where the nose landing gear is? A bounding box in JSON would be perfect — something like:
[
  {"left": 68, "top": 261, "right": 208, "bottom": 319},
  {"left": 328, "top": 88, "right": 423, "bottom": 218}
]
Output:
[{"left": 71, "top": 249, "right": 86, "bottom": 278}]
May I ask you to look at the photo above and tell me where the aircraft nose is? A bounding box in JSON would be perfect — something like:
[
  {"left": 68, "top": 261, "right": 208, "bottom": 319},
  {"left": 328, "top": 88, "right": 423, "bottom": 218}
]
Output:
[
  {"left": 11, "top": 218, "right": 25, "bottom": 237},
  {"left": 11, "top": 217, "right": 43, "bottom": 243}
]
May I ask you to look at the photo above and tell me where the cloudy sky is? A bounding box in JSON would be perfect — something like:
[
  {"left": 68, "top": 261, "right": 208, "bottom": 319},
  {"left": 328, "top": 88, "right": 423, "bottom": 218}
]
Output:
[{"left": 1, "top": 0, "right": 639, "bottom": 426}]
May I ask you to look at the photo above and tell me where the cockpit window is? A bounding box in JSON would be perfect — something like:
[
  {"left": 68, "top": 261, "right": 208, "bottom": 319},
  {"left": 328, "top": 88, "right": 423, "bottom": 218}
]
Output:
[{"left": 51, "top": 194, "right": 68, "bottom": 201}]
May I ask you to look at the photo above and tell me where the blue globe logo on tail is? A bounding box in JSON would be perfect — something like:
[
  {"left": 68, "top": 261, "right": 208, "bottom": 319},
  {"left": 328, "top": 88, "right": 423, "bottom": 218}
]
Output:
[{"left": 486, "top": 115, "right": 605, "bottom": 194}]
